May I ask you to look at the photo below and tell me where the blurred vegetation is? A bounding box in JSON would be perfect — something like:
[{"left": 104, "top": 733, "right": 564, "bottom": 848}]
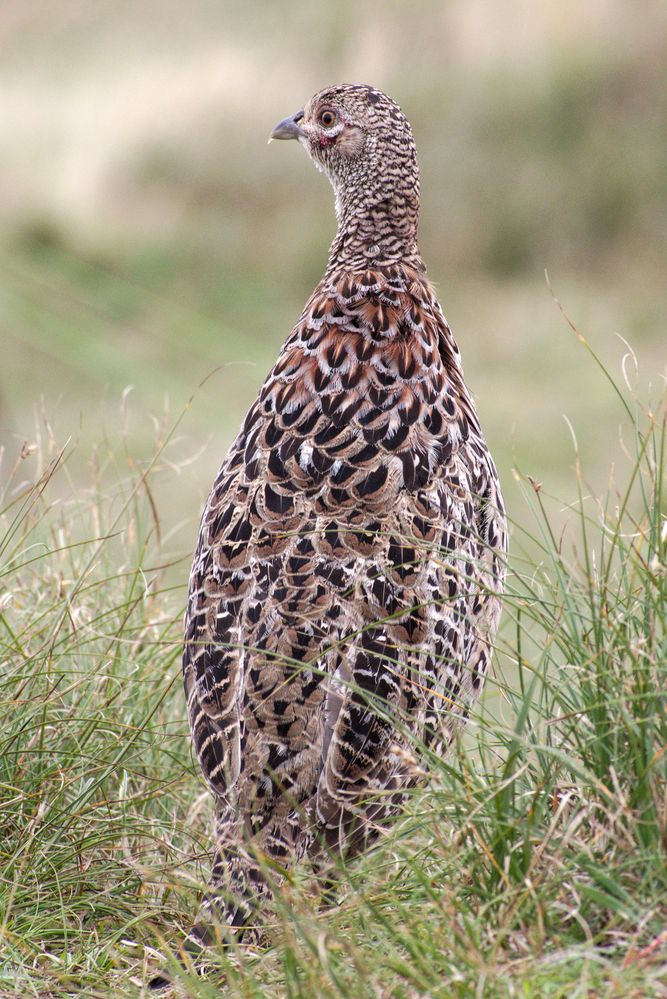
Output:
[{"left": 1, "top": 1, "right": 665, "bottom": 539}]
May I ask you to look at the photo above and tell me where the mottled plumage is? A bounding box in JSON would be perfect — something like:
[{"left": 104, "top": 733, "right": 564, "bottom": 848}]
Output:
[{"left": 184, "top": 84, "right": 506, "bottom": 947}]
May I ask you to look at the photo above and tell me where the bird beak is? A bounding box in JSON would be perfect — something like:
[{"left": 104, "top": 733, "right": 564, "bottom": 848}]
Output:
[{"left": 269, "top": 109, "right": 306, "bottom": 143}]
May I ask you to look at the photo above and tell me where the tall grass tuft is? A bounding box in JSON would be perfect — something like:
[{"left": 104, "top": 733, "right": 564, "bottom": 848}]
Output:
[{"left": 1, "top": 336, "right": 665, "bottom": 997}]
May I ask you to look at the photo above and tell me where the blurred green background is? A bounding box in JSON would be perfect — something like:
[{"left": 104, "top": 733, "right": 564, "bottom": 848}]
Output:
[{"left": 2, "top": 0, "right": 666, "bottom": 556}]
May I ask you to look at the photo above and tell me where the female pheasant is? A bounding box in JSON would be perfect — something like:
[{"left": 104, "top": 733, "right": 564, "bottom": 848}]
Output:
[{"left": 183, "top": 83, "right": 506, "bottom": 951}]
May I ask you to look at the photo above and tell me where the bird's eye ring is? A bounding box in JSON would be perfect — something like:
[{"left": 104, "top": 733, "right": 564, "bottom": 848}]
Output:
[{"left": 319, "top": 109, "right": 336, "bottom": 128}]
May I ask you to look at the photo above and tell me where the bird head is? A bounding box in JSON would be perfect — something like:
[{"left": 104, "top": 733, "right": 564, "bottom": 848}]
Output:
[{"left": 270, "top": 84, "right": 420, "bottom": 225}]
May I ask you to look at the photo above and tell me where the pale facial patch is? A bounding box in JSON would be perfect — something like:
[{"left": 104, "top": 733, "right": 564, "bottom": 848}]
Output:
[{"left": 335, "top": 125, "right": 365, "bottom": 156}]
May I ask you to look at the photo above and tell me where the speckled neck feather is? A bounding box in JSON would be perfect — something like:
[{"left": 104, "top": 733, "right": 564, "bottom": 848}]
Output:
[{"left": 309, "top": 85, "right": 423, "bottom": 274}]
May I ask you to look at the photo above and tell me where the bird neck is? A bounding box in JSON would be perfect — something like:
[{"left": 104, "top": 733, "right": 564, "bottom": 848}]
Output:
[{"left": 326, "top": 186, "right": 423, "bottom": 275}]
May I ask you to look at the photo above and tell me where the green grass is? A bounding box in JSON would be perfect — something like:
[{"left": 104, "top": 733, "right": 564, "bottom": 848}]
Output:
[{"left": 1, "top": 333, "right": 665, "bottom": 998}]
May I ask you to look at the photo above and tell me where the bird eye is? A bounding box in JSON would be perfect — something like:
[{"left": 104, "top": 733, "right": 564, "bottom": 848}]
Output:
[{"left": 319, "top": 109, "right": 336, "bottom": 128}]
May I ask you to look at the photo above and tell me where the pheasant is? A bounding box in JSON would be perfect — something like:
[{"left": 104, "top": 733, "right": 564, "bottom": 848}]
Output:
[{"left": 180, "top": 83, "right": 506, "bottom": 960}]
